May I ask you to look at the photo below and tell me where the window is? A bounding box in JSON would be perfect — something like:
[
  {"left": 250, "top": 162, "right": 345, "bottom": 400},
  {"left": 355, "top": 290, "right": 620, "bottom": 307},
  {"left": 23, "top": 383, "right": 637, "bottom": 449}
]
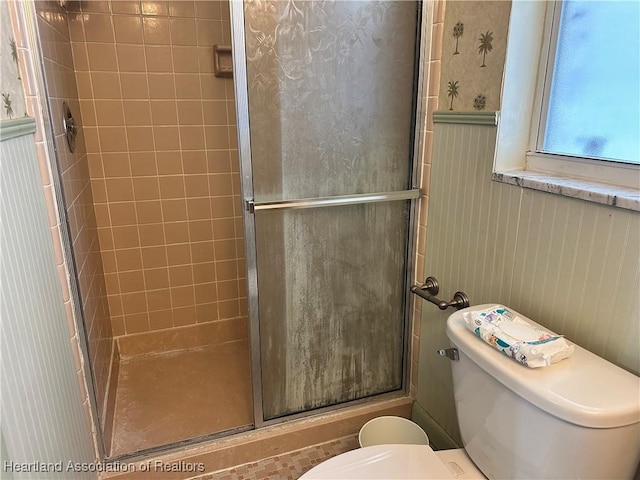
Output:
[
  {"left": 535, "top": 1, "right": 639, "bottom": 165},
  {"left": 494, "top": 0, "right": 640, "bottom": 204}
]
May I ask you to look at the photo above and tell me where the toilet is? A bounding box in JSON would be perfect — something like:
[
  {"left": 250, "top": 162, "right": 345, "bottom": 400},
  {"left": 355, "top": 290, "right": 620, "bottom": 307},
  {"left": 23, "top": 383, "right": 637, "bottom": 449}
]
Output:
[{"left": 301, "top": 305, "right": 640, "bottom": 479}]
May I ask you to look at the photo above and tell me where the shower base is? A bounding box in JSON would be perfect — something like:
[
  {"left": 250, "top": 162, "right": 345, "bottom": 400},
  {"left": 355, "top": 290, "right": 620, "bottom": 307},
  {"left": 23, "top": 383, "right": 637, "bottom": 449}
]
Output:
[{"left": 109, "top": 339, "right": 252, "bottom": 456}]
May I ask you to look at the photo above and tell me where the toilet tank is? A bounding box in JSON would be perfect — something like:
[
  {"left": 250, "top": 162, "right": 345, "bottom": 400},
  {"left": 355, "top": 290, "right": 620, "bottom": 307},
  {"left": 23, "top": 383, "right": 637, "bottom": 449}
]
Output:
[{"left": 446, "top": 305, "right": 640, "bottom": 480}]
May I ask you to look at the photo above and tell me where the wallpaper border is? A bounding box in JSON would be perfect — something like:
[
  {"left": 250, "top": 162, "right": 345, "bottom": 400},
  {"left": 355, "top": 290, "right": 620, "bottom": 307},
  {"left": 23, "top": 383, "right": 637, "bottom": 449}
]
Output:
[
  {"left": 0, "top": 117, "right": 36, "bottom": 142},
  {"left": 433, "top": 111, "right": 498, "bottom": 126}
]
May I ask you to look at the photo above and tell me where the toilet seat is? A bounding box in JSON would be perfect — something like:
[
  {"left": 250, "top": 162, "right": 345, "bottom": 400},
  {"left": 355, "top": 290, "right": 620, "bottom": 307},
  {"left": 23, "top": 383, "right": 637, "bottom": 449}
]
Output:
[{"left": 300, "top": 444, "right": 472, "bottom": 479}]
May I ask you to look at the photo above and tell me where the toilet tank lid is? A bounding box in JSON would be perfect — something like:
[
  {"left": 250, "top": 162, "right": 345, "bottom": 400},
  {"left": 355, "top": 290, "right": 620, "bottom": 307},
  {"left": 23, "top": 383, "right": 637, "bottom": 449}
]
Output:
[{"left": 447, "top": 305, "right": 640, "bottom": 429}]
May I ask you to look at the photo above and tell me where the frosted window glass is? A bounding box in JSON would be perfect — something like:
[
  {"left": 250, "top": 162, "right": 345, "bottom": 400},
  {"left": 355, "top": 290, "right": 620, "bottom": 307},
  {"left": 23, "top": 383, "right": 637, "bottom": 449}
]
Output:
[{"left": 543, "top": 1, "right": 639, "bottom": 164}]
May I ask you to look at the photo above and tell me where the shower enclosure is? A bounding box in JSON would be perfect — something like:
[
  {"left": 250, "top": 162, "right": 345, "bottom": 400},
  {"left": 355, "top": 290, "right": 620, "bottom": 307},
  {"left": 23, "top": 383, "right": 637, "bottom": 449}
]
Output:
[{"left": 32, "top": 0, "right": 423, "bottom": 458}]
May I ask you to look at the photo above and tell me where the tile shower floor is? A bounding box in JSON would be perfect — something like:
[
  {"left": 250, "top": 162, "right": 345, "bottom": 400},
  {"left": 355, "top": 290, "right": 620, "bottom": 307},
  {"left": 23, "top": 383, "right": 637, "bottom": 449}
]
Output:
[{"left": 110, "top": 339, "right": 253, "bottom": 456}]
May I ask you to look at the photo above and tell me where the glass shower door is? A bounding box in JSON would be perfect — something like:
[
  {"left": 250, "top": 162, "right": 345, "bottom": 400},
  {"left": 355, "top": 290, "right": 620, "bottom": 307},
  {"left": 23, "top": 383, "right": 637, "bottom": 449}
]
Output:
[{"left": 236, "top": 0, "right": 421, "bottom": 421}]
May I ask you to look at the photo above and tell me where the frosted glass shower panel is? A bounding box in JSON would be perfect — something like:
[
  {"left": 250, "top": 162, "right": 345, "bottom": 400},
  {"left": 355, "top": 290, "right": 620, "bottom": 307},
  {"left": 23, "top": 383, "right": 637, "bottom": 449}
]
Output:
[
  {"left": 243, "top": 0, "right": 419, "bottom": 420},
  {"left": 244, "top": 1, "right": 419, "bottom": 201},
  {"left": 255, "top": 202, "right": 410, "bottom": 419}
]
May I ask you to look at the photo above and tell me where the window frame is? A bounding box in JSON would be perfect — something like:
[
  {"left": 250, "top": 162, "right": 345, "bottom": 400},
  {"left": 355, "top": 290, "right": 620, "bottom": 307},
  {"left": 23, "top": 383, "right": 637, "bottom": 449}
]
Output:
[
  {"left": 494, "top": 0, "right": 640, "bottom": 201},
  {"left": 526, "top": 1, "right": 639, "bottom": 189}
]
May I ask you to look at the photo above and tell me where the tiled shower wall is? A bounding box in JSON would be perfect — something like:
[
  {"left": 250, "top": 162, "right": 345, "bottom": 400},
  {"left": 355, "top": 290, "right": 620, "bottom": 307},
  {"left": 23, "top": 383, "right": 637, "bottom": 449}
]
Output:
[
  {"left": 67, "top": 1, "right": 246, "bottom": 338},
  {"left": 33, "top": 0, "right": 114, "bottom": 425}
]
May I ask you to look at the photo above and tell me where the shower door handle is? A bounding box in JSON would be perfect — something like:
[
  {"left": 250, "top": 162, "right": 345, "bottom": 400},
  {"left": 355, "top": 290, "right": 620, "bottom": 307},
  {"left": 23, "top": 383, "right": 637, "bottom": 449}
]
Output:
[{"left": 245, "top": 189, "right": 421, "bottom": 213}]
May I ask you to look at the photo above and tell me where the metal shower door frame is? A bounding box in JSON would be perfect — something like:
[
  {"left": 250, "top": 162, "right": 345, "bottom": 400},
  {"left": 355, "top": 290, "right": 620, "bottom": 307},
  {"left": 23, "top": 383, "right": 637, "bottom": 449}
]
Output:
[{"left": 230, "top": 0, "right": 429, "bottom": 429}]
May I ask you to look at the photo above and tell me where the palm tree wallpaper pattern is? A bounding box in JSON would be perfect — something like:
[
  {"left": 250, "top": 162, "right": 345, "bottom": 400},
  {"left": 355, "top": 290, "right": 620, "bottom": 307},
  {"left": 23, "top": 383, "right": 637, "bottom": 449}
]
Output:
[
  {"left": 0, "top": 1, "right": 27, "bottom": 121},
  {"left": 478, "top": 31, "right": 494, "bottom": 67},
  {"left": 438, "top": 1, "right": 510, "bottom": 112}
]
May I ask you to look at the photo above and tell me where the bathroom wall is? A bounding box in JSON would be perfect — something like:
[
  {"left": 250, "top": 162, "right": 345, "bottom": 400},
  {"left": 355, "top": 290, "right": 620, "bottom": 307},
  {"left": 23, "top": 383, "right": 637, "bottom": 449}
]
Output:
[
  {"left": 67, "top": 0, "right": 246, "bottom": 341},
  {"left": 3, "top": 0, "right": 115, "bottom": 442},
  {"left": 414, "top": 0, "right": 640, "bottom": 448},
  {"left": 1, "top": 118, "right": 95, "bottom": 478}
]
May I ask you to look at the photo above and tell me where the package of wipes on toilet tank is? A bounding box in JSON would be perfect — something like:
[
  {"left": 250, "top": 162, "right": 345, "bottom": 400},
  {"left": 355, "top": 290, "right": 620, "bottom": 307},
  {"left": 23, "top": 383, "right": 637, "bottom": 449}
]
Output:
[{"left": 463, "top": 305, "right": 574, "bottom": 368}]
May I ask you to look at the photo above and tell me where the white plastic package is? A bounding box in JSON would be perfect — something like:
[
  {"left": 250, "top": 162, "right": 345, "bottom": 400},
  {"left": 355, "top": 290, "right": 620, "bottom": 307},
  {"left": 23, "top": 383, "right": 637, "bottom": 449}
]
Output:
[{"left": 462, "top": 305, "right": 574, "bottom": 368}]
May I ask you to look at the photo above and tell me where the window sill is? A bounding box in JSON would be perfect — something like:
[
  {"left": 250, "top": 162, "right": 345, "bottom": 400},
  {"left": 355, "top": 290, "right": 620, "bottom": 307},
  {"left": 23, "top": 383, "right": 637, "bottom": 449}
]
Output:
[{"left": 493, "top": 169, "right": 640, "bottom": 212}]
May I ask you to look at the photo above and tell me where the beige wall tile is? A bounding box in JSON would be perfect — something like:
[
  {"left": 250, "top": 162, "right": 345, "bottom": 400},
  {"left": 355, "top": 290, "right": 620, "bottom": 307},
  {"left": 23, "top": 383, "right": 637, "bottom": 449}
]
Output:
[
  {"left": 173, "top": 46, "right": 200, "bottom": 73},
  {"left": 91, "top": 72, "right": 122, "bottom": 99},
  {"left": 138, "top": 223, "right": 165, "bottom": 246},
  {"left": 147, "top": 289, "right": 172, "bottom": 311},
  {"left": 190, "top": 241, "right": 214, "bottom": 263},
  {"left": 167, "top": 245, "right": 192, "bottom": 267},
  {"left": 114, "top": 15, "right": 143, "bottom": 44},
  {"left": 170, "top": 17, "right": 197, "bottom": 46},
  {"left": 112, "top": 1, "right": 141, "bottom": 15},
  {"left": 87, "top": 43, "right": 118, "bottom": 71},
  {"left": 196, "top": 19, "right": 223, "bottom": 47},
  {"left": 193, "top": 262, "right": 216, "bottom": 283},
  {"left": 83, "top": 13, "right": 115, "bottom": 43},
  {"left": 184, "top": 175, "right": 208, "bottom": 198},
  {"left": 132, "top": 177, "right": 160, "bottom": 201},
  {"left": 156, "top": 152, "right": 183, "bottom": 174},
  {"left": 95, "top": 100, "right": 125, "bottom": 126},
  {"left": 121, "top": 73, "right": 150, "bottom": 99},
  {"left": 130, "top": 152, "right": 158, "bottom": 176},
  {"left": 110, "top": 202, "right": 137, "bottom": 226},
  {"left": 179, "top": 126, "right": 205, "bottom": 150},
  {"left": 115, "top": 248, "right": 143, "bottom": 271},
  {"left": 119, "top": 270, "right": 146, "bottom": 293},
  {"left": 141, "top": 1, "right": 168, "bottom": 17},
  {"left": 164, "top": 221, "right": 190, "bottom": 244},
  {"left": 211, "top": 196, "right": 234, "bottom": 219},
  {"left": 126, "top": 126, "right": 154, "bottom": 151},
  {"left": 188, "top": 220, "right": 212, "bottom": 242},
  {"left": 124, "top": 101, "right": 152, "bottom": 126},
  {"left": 182, "top": 150, "right": 207, "bottom": 173},
  {"left": 150, "top": 100, "right": 178, "bottom": 124},
  {"left": 116, "top": 44, "right": 146, "bottom": 73},
  {"left": 112, "top": 225, "right": 140, "bottom": 249},
  {"left": 136, "top": 200, "right": 163, "bottom": 224},
  {"left": 143, "top": 17, "right": 170, "bottom": 44},
  {"left": 195, "top": 1, "right": 221, "bottom": 20},
  {"left": 153, "top": 126, "right": 180, "bottom": 151},
  {"left": 177, "top": 100, "right": 203, "bottom": 125},
  {"left": 124, "top": 312, "right": 150, "bottom": 334},
  {"left": 159, "top": 175, "right": 185, "bottom": 199},
  {"left": 141, "top": 246, "right": 168, "bottom": 269},
  {"left": 105, "top": 178, "right": 135, "bottom": 202},
  {"left": 148, "top": 309, "right": 173, "bottom": 330},
  {"left": 169, "top": 1, "right": 195, "bottom": 18},
  {"left": 102, "top": 152, "right": 131, "bottom": 177},
  {"left": 145, "top": 45, "right": 173, "bottom": 72},
  {"left": 144, "top": 268, "right": 170, "bottom": 290},
  {"left": 171, "top": 286, "right": 195, "bottom": 308},
  {"left": 175, "top": 74, "right": 201, "bottom": 99},
  {"left": 169, "top": 264, "right": 193, "bottom": 285},
  {"left": 213, "top": 218, "right": 235, "bottom": 239},
  {"left": 99, "top": 128, "right": 128, "bottom": 153},
  {"left": 148, "top": 74, "right": 175, "bottom": 98},
  {"left": 71, "top": 0, "right": 243, "bottom": 344}
]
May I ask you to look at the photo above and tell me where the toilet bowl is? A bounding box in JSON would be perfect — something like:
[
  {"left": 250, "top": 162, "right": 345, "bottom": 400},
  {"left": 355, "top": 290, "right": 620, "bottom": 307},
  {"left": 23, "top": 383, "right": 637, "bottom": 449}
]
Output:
[{"left": 300, "top": 444, "right": 485, "bottom": 479}]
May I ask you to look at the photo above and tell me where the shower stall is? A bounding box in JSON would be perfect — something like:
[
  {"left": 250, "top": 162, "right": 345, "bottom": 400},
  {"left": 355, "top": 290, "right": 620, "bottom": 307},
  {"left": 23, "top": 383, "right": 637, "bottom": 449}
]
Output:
[{"left": 31, "top": 0, "right": 424, "bottom": 459}]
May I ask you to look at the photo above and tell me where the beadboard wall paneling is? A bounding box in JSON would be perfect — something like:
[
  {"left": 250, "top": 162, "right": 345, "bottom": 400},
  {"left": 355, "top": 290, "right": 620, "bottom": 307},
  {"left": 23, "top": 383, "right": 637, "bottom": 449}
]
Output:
[
  {"left": 0, "top": 130, "right": 96, "bottom": 478},
  {"left": 416, "top": 119, "right": 640, "bottom": 445}
]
